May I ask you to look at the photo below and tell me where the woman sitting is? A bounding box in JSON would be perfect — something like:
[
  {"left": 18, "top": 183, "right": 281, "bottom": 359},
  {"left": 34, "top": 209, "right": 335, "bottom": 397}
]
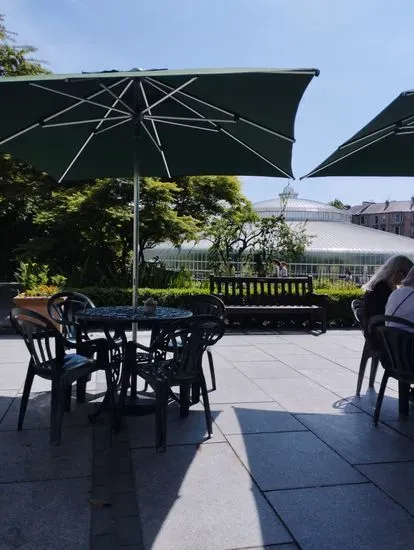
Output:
[
  {"left": 385, "top": 266, "right": 414, "bottom": 331},
  {"left": 363, "top": 255, "right": 413, "bottom": 321}
]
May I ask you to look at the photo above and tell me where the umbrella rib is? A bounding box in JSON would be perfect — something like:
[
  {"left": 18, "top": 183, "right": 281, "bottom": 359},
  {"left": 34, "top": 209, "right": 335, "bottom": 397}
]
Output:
[
  {"left": 220, "top": 128, "right": 292, "bottom": 177},
  {"left": 30, "top": 82, "right": 132, "bottom": 116},
  {"left": 94, "top": 118, "right": 131, "bottom": 136},
  {"left": 99, "top": 81, "right": 136, "bottom": 114},
  {"left": 0, "top": 78, "right": 129, "bottom": 146},
  {"left": 43, "top": 115, "right": 130, "bottom": 128},
  {"left": 145, "top": 77, "right": 294, "bottom": 143},
  {"left": 140, "top": 77, "right": 198, "bottom": 115},
  {"left": 58, "top": 79, "right": 134, "bottom": 182},
  {"left": 339, "top": 114, "right": 414, "bottom": 151},
  {"left": 143, "top": 118, "right": 219, "bottom": 132},
  {"left": 144, "top": 77, "right": 290, "bottom": 177},
  {"left": 302, "top": 129, "right": 394, "bottom": 179},
  {"left": 144, "top": 115, "right": 237, "bottom": 124},
  {"left": 141, "top": 121, "right": 163, "bottom": 152},
  {"left": 139, "top": 81, "right": 171, "bottom": 178}
]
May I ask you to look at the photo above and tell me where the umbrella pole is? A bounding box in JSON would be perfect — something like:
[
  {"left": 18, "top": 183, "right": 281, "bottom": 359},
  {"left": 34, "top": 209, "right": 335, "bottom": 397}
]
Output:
[{"left": 132, "top": 123, "right": 140, "bottom": 342}]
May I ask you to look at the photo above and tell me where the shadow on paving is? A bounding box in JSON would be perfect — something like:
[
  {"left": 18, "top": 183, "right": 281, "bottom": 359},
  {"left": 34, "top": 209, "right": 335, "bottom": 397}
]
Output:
[{"left": 128, "top": 387, "right": 414, "bottom": 550}]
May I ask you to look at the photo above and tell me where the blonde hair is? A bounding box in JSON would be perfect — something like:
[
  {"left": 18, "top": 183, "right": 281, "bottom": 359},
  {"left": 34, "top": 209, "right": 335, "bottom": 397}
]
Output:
[
  {"left": 363, "top": 255, "right": 413, "bottom": 291},
  {"left": 402, "top": 266, "right": 414, "bottom": 287}
]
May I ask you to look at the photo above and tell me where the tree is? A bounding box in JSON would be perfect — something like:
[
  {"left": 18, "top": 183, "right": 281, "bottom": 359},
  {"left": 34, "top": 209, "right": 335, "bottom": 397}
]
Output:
[
  {"left": 206, "top": 206, "right": 310, "bottom": 275},
  {"left": 0, "top": 15, "right": 50, "bottom": 279},
  {"left": 328, "top": 198, "right": 349, "bottom": 210}
]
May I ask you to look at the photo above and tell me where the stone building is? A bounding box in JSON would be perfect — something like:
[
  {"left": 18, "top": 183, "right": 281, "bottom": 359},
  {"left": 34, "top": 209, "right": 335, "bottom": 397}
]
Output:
[{"left": 350, "top": 198, "right": 414, "bottom": 238}]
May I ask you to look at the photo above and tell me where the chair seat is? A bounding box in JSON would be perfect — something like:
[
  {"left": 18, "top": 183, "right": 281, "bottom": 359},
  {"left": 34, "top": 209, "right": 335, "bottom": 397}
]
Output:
[
  {"left": 37, "top": 353, "right": 93, "bottom": 375},
  {"left": 136, "top": 360, "right": 174, "bottom": 382}
]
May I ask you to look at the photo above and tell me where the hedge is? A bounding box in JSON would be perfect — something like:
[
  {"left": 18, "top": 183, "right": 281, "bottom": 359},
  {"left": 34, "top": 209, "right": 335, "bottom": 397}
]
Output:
[{"left": 71, "top": 286, "right": 364, "bottom": 328}]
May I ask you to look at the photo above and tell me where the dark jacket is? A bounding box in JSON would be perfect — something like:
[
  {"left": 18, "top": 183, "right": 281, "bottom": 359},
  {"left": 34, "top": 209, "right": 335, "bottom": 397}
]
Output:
[{"left": 364, "top": 280, "right": 392, "bottom": 322}]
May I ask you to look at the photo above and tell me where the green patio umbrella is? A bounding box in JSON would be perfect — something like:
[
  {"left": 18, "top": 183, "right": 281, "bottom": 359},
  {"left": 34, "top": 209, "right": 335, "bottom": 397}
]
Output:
[
  {"left": 303, "top": 90, "right": 414, "bottom": 178},
  {"left": 0, "top": 67, "right": 318, "bottom": 315}
]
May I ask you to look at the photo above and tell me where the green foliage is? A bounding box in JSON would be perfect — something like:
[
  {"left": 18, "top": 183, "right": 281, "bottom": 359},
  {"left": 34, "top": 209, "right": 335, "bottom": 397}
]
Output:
[
  {"left": 71, "top": 286, "right": 208, "bottom": 307},
  {"left": 328, "top": 198, "right": 350, "bottom": 210},
  {"left": 315, "top": 286, "right": 363, "bottom": 327},
  {"left": 206, "top": 208, "right": 310, "bottom": 275},
  {"left": 138, "top": 263, "right": 193, "bottom": 289},
  {"left": 0, "top": 15, "right": 48, "bottom": 76},
  {"left": 14, "top": 260, "right": 66, "bottom": 296}
]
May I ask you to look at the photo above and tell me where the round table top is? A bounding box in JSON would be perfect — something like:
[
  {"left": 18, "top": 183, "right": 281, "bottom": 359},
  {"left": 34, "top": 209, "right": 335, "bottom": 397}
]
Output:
[{"left": 76, "top": 305, "right": 193, "bottom": 323}]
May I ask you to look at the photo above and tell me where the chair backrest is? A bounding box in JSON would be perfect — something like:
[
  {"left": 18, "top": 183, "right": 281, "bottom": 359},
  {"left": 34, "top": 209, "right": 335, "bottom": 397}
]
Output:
[
  {"left": 10, "top": 307, "right": 65, "bottom": 373},
  {"left": 351, "top": 299, "right": 368, "bottom": 337},
  {"left": 369, "top": 314, "right": 414, "bottom": 381},
  {"left": 48, "top": 291, "right": 95, "bottom": 339},
  {"left": 181, "top": 295, "right": 226, "bottom": 318},
  {"left": 174, "top": 315, "right": 225, "bottom": 381}
]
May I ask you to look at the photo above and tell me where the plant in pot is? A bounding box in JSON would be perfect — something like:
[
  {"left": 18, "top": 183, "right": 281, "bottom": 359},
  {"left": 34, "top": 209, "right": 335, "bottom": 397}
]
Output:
[{"left": 13, "top": 261, "right": 67, "bottom": 321}]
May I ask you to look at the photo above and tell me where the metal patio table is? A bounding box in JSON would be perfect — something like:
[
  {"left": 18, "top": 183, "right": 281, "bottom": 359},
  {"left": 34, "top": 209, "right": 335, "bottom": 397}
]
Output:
[{"left": 76, "top": 305, "right": 193, "bottom": 416}]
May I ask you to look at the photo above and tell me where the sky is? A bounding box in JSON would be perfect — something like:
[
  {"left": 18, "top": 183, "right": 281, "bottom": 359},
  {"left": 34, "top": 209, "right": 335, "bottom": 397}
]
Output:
[{"left": 2, "top": 0, "right": 414, "bottom": 206}]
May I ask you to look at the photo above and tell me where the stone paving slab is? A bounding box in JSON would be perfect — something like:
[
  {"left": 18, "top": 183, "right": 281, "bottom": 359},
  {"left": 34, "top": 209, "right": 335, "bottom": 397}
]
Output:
[
  {"left": 128, "top": 403, "right": 226, "bottom": 448},
  {"left": 208, "top": 368, "right": 274, "bottom": 404},
  {"left": 253, "top": 377, "right": 361, "bottom": 415},
  {"left": 0, "top": 477, "right": 90, "bottom": 550},
  {"left": 267, "top": 484, "right": 414, "bottom": 550},
  {"left": 296, "top": 412, "right": 414, "bottom": 464},
  {"left": 227, "top": 431, "right": 365, "bottom": 490},
  {"left": 0, "top": 426, "right": 92, "bottom": 482},
  {"left": 211, "top": 402, "right": 306, "bottom": 435},
  {"left": 131, "top": 442, "right": 292, "bottom": 550},
  {"left": 233, "top": 360, "right": 302, "bottom": 380}
]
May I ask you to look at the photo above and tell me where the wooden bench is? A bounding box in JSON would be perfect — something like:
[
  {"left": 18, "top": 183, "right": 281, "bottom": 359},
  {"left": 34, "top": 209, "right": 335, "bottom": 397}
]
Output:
[{"left": 209, "top": 275, "right": 327, "bottom": 332}]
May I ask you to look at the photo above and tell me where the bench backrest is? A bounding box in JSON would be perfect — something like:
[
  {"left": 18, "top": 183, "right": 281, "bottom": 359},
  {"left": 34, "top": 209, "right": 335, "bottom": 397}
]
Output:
[{"left": 209, "top": 276, "right": 314, "bottom": 306}]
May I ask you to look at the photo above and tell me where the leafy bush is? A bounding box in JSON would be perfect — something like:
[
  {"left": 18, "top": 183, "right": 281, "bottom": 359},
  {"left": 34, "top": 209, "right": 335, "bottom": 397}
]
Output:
[
  {"left": 316, "top": 287, "right": 364, "bottom": 327},
  {"left": 70, "top": 286, "right": 208, "bottom": 307},
  {"left": 15, "top": 260, "right": 67, "bottom": 297},
  {"left": 138, "top": 263, "right": 194, "bottom": 289}
]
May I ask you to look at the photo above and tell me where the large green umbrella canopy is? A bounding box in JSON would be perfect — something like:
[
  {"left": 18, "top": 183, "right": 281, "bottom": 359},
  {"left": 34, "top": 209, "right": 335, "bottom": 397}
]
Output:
[
  {"left": 0, "top": 67, "right": 318, "bottom": 316},
  {"left": 303, "top": 90, "right": 414, "bottom": 178}
]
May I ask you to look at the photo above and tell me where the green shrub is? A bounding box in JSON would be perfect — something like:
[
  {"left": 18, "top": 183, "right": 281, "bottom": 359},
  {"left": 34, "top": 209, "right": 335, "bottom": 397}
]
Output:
[
  {"left": 70, "top": 286, "right": 208, "bottom": 307},
  {"left": 316, "top": 287, "right": 364, "bottom": 327}
]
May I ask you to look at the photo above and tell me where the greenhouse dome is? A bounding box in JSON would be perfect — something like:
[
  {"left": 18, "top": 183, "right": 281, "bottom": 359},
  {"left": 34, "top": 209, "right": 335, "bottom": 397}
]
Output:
[{"left": 152, "top": 184, "right": 414, "bottom": 281}]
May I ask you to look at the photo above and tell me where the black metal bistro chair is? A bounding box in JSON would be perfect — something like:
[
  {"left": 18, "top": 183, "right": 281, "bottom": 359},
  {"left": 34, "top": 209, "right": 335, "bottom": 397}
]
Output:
[
  {"left": 48, "top": 291, "right": 126, "bottom": 392},
  {"left": 369, "top": 315, "right": 414, "bottom": 425},
  {"left": 351, "top": 299, "right": 380, "bottom": 395},
  {"left": 10, "top": 307, "right": 113, "bottom": 445},
  {"left": 178, "top": 295, "right": 226, "bottom": 391},
  {"left": 116, "top": 315, "right": 225, "bottom": 451}
]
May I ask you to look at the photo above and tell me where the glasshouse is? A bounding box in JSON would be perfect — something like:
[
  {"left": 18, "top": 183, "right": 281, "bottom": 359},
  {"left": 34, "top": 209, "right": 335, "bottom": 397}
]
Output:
[{"left": 151, "top": 184, "right": 414, "bottom": 282}]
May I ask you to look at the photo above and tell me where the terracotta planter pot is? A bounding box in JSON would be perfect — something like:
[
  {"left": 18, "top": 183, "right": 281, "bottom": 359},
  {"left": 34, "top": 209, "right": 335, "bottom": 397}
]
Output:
[{"left": 13, "top": 296, "right": 54, "bottom": 325}]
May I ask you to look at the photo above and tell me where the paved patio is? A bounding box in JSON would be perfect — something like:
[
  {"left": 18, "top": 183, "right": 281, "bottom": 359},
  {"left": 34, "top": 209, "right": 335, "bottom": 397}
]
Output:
[{"left": 2, "top": 329, "right": 414, "bottom": 549}]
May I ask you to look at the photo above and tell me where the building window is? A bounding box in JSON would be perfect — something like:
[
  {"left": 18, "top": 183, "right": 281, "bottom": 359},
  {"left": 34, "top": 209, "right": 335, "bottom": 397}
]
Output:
[
  {"left": 360, "top": 216, "right": 366, "bottom": 224},
  {"left": 395, "top": 226, "right": 401, "bottom": 235},
  {"left": 395, "top": 213, "right": 403, "bottom": 223},
  {"left": 374, "top": 216, "right": 379, "bottom": 224}
]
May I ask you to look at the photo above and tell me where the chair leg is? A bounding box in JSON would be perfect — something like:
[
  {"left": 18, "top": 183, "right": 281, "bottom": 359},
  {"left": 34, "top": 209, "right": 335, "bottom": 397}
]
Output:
[
  {"left": 207, "top": 350, "right": 216, "bottom": 391},
  {"left": 155, "top": 383, "right": 168, "bottom": 452},
  {"left": 399, "top": 381, "right": 410, "bottom": 416},
  {"left": 369, "top": 356, "right": 380, "bottom": 388},
  {"left": 114, "top": 364, "right": 131, "bottom": 432},
  {"left": 373, "top": 371, "right": 389, "bottom": 426},
  {"left": 200, "top": 375, "right": 213, "bottom": 437},
  {"left": 104, "top": 366, "right": 115, "bottom": 429},
  {"left": 18, "top": 368, "right": 35, "bottom": 431},
  {"left": 50, "top": 380, "right": 66, "bottom": 445},
  {"left": 179, "top": 384, "right": 190, "bottom": 418},
  {"left": 76, "top": 376, "right": 87, "bottom": 403},
  {"left": 356, "top": 340, "right": 370, "bottom": 396},
  {"left": 64, "top": 386, "right": 72, "bottom": 412},
  {"left": 130, "top": 373, "right": 137, "bottom": 398}
]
